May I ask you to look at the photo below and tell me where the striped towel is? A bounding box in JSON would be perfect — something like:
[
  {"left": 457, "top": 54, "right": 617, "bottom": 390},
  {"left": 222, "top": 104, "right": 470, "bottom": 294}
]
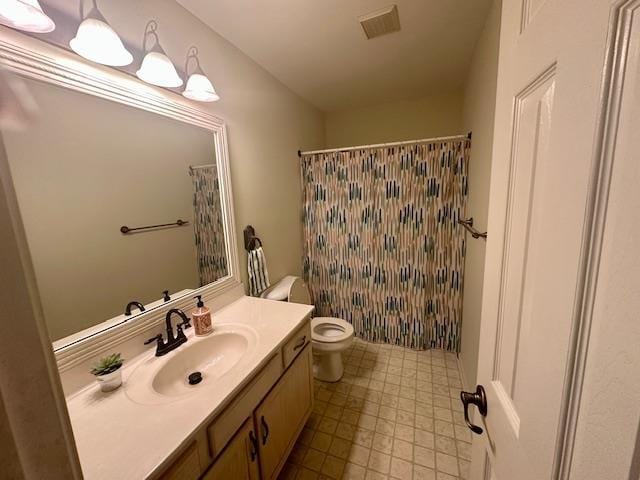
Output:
[{"left": 248, "top": 246, "right": 270, "bottom": 296}]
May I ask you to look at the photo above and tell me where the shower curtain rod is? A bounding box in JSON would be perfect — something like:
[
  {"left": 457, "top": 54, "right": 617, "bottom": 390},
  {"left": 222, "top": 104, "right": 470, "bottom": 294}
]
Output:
[{"left": 297, "top": 131, "right": 472, "bottom": 157}]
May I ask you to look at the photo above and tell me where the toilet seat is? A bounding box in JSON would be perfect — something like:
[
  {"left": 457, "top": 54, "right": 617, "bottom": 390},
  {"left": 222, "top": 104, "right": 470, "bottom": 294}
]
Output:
[{"left": 311, "top": 317, "right": 354, "bottom": 343}]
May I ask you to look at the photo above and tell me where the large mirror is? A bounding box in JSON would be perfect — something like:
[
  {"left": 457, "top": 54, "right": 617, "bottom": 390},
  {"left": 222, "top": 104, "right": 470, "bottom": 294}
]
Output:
[{"left": 2, "top": 75, "right": 232, "bottom": 347}]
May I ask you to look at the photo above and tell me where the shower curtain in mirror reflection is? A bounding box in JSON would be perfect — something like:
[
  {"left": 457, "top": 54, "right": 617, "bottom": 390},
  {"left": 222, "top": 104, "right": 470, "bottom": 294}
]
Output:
[
  {"left": 190, "top": 166, "right": 227, "bottom": 285},
  {"left": 302, "top": 140, "right": 469, "bottom": 352}
]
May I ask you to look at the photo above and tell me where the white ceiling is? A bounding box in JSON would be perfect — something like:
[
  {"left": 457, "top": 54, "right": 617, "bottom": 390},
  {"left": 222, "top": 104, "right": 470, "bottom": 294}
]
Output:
[{"left": 177, "top": 0, "right": 493, "bottom": 112}]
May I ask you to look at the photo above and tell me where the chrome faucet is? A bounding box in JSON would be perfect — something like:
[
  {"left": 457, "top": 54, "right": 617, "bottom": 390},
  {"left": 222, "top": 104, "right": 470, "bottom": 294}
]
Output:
[{"left": 144, "top": 308, "right": 192, "bottom": 356}]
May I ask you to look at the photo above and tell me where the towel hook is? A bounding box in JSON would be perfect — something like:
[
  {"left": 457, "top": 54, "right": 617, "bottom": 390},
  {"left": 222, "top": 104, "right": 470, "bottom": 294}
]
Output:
[{"left": 243, "top": 225, "right": 262, "bottom": 251}]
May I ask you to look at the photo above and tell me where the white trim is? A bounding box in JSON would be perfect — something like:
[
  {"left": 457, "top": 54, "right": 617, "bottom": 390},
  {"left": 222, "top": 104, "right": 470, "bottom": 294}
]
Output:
[
  {"left": 0, "top": 27, "right": 241, "bottom": 371},
  {"left": 457, "top": 355, "right": 471, "bottom": 392},
  {"left": 189, "top": 163, "right": 217, "bottom": 170},
  {"left": 553, "top": 0, "right": 639, "bottom": 478},
  {"left": 458, "top": 353, "right": 491, "bottom": 479},
  {"left": 299, "top": 133, "right": 470, "bottom": 156}
]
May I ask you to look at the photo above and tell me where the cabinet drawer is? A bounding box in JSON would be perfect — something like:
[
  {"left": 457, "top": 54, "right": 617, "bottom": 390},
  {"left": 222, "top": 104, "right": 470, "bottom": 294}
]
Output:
[
  {"left": 158, "top": 442, "right": 200, "bottom": 480},
  {"left": 207, "top": 352, "right": 282, "bottom": 460},
  {"left": 282, "top": 321, "right": 311, "bottom": 369},
  {"left": 202, "top": 418, "right": 259, "bottom": 480}
]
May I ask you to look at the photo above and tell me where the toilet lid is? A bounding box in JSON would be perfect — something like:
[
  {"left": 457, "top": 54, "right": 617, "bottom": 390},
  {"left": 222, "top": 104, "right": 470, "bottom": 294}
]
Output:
[{"left": 311, "top": 317, "right": 354, "bottom": 343}]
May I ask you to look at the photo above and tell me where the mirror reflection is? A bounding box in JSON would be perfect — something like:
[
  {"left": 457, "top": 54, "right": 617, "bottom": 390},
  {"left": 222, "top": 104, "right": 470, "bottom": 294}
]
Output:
[{"left": 2, "top": 77, "right": 228, "bottom": 343}]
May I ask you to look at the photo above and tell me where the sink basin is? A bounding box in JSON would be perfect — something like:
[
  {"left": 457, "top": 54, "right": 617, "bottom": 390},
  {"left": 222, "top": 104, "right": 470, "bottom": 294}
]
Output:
[
  {"left": 125, "top": 324, "right": 257, "bottom": 405},
  {"left": 152, "top": 332, "right": 248, "bottom": 397}
]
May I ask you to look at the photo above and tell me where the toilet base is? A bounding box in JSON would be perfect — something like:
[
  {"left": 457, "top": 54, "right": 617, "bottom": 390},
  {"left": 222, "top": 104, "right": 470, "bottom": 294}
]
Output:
[{"left": 313, "top": 352, "right": 344, "bottom": 382}]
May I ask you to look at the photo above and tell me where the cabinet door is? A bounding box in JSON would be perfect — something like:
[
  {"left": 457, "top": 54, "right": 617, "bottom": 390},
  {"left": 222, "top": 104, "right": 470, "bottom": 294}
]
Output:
[
  {"left": 202, "top": 418, "right": 260, "bottom": 480},
  {"left": 256, "top": 344, "right": 313, "bottom": 479},
  {"left": 158, "top": 442, "right": 200, "bottom": 480}
]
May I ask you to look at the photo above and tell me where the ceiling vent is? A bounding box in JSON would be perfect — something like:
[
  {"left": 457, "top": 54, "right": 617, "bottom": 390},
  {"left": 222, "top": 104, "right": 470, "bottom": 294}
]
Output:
[{"left": 359, "top": 5, "right": 400, "bottom": 40}]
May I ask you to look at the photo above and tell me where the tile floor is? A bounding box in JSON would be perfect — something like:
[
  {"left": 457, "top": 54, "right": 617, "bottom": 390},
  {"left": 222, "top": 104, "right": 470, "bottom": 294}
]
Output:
[{"left": 279, "top": 338, "right": 471, "bottom": 480}]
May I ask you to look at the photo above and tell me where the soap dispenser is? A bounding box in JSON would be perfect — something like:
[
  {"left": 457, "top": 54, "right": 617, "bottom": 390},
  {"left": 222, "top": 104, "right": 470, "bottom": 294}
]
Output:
[{"left": 192, "top": 295, "right": 213, "bottom": 336}]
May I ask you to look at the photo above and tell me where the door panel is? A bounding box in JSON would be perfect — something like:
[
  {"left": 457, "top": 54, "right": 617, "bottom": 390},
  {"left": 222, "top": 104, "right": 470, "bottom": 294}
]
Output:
[
  {"left": 472, "top": 0, "right": 620, "bottom": 479},
  {"left": 496, "top": 66, "right": 556, "bottom": 409},
  {"left": 521, "top": 0, "right": 548, "bottom": 31}
]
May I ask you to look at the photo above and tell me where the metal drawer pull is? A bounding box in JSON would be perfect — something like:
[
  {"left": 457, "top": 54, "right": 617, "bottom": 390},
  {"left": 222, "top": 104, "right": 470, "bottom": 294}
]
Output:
[
  {"left": 260, "top": 415, "right": 270, "bottom": 445},
  {"left": 249, "top": 430, "right": 258, "bottom": 461},
  {"left": 293, "top": 335, "right": 306, "bottom": 350}
]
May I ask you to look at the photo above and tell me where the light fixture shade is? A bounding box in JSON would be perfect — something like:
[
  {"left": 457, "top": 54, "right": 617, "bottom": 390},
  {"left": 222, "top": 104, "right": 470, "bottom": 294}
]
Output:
[
  {"left": 183, "top": 73, "right": 219, "bottom": 102},
  {"left": 0, "top": 0, "right": 55, "bottom": 33},
  {"left": 136, "top": 51, "right": 183, "bottom": 88},
  {"left": 70, "top": 18, "right": 133, "bottom": 67}
]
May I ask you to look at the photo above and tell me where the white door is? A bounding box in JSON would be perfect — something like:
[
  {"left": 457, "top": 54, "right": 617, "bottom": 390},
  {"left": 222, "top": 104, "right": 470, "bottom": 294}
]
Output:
[{"left": 466, "top": 1, "right": 628, "bottom": 479}]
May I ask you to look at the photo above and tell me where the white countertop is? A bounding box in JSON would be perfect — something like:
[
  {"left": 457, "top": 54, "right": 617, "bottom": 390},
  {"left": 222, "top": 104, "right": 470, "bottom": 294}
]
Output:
[{"left": 66, "top": 296, "right": 313, "bottom": 480}]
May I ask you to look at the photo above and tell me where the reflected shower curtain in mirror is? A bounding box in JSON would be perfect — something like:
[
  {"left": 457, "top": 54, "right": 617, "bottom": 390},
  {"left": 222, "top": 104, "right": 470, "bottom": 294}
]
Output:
[
  {"left": 301, "top": 139, "right": 469, "bottom": 352},
  {"left": 190, "top": 166, "right": 227, "bottom": 285}
]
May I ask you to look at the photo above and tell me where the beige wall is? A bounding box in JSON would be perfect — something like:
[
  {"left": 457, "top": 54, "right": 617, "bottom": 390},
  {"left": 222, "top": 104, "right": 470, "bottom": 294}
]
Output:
[
  {"left": 0, "top": 392, "right": 24, "bottom": 480},
  {"left": 3, "top": 78, "right": 218, "bottom": 340},
  {"left": 0, "top": 132, "right": 81, "bottom": 478},
  {"left": 323, "top": 92, "right": 464, "bottom": 148},
  {"left": 459, "top": 0, "right": 502, "bottom": 387}
]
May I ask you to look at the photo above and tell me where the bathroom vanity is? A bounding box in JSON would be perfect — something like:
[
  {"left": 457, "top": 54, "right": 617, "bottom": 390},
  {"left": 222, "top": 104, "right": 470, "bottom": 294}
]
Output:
[
  {"left": 66, "top": 296, "right": 313, "bottom": 479},
  {"left": 0, "top": 28, "right": 316, "bottom": 480}
]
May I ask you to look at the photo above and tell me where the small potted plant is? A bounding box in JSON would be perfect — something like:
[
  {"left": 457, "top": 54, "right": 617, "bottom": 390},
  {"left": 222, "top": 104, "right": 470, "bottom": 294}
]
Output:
[{"left": 91, "top": 353, "right": 124, "bottom": 392}]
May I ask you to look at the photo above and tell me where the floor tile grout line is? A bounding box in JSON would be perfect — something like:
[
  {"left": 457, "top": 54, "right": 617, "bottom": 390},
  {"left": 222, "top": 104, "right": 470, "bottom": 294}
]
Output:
[{"left": 280, "top": 339, "right": 470, "bottom": 480}]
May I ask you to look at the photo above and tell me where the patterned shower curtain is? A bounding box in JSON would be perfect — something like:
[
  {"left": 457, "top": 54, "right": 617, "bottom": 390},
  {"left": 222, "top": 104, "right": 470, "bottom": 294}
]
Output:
[
  {"left": 190, "top": 166, "right": 228, "bottom": 285},
  {"left": 301, "top": 139, "right": 470, "bottom": 352}
]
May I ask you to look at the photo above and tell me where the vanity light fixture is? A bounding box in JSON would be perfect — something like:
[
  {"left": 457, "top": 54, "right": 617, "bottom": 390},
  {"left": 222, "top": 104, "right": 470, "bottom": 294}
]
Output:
[
  {"left": 0, "top": 0, "right": 55, "bottom": 33},
  {"left": 136, "top": 20, "right": 183, "bottom": 88},
  {"left": 69, "top": 0, "right": 133, "bottom": 67},
  {"left": 183, "top": 46, "right": 219, "bottom": 102}
]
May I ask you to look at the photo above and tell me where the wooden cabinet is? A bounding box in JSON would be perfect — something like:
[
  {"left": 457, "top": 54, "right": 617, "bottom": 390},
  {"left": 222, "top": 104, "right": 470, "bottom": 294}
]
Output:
[
  {"left": 158, "top": 442, "right": 200, "bottom": 480},
  {"left": 202, "top": 419, "right": 259, "bottom": 480},
  {"left": 157, "top": 321, "right": 313, "bottom": 480},
  {"left": 256, "top": 344, "right": 313, "bottom": 479},
  {"left": 205, "top": 344, "right": 313, "bottom": 480},
  {"left": 282, "top": 322, "right": 311, "bottom": 369},
  {"left": 206, "top": 353, "right": 282, "bottom": 459}
]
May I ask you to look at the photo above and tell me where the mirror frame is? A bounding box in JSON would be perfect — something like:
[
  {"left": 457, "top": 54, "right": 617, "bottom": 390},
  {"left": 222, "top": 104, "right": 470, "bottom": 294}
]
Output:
[{"left": 0, "top": 28, "right": 241, "bottom": 370}]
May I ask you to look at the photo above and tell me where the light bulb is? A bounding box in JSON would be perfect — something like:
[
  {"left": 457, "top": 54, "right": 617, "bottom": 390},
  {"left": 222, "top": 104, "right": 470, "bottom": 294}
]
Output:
[
  {"left": 70, "top": 17, "right": 133, "bottom": 66},
  {"left": 183, "top": 73, "right": 219, "bottom": 102},
  {"left": 0, "top": 0, "right": 55, "bottom": 33},
  {"left": 136, "top": 51, "right": 183, "bottom": 88}
]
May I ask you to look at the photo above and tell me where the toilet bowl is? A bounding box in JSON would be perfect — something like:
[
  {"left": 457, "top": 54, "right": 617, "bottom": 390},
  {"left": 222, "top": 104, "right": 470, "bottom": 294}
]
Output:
[
  {"left": 261, "top": 276, "right": 354, "bottom": 382},
  {"left": 310, "top": 317, "right": 354, "bottom": 382}
]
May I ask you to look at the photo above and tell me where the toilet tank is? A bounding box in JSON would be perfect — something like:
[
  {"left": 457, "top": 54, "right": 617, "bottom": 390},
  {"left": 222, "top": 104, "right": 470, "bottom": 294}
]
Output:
[{"left": 260, "top": 276, "right": 311, "bottom": 305}]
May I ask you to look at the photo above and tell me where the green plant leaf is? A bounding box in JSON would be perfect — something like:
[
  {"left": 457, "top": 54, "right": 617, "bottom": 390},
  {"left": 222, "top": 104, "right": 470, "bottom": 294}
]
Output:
[{"left": 90, "top": 353, "right": 124, "bottom": 376}]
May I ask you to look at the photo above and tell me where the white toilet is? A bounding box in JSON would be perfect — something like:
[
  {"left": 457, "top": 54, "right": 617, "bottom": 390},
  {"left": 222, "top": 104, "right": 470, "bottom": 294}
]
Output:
[{"left": 261, "top": 276, "right": 354, "bottom": 382}]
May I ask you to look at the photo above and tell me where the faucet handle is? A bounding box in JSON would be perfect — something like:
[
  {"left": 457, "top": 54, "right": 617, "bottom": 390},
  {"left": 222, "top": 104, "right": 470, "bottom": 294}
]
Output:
[
  {"left": 179, "top": 317, "right": 192, "bottom": 329},
  {"left": 176, "top": 324, "right": 187, "bottom": 343},
  {"left": 144, "top": 334, "right": 163, "bottom": 346}
]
